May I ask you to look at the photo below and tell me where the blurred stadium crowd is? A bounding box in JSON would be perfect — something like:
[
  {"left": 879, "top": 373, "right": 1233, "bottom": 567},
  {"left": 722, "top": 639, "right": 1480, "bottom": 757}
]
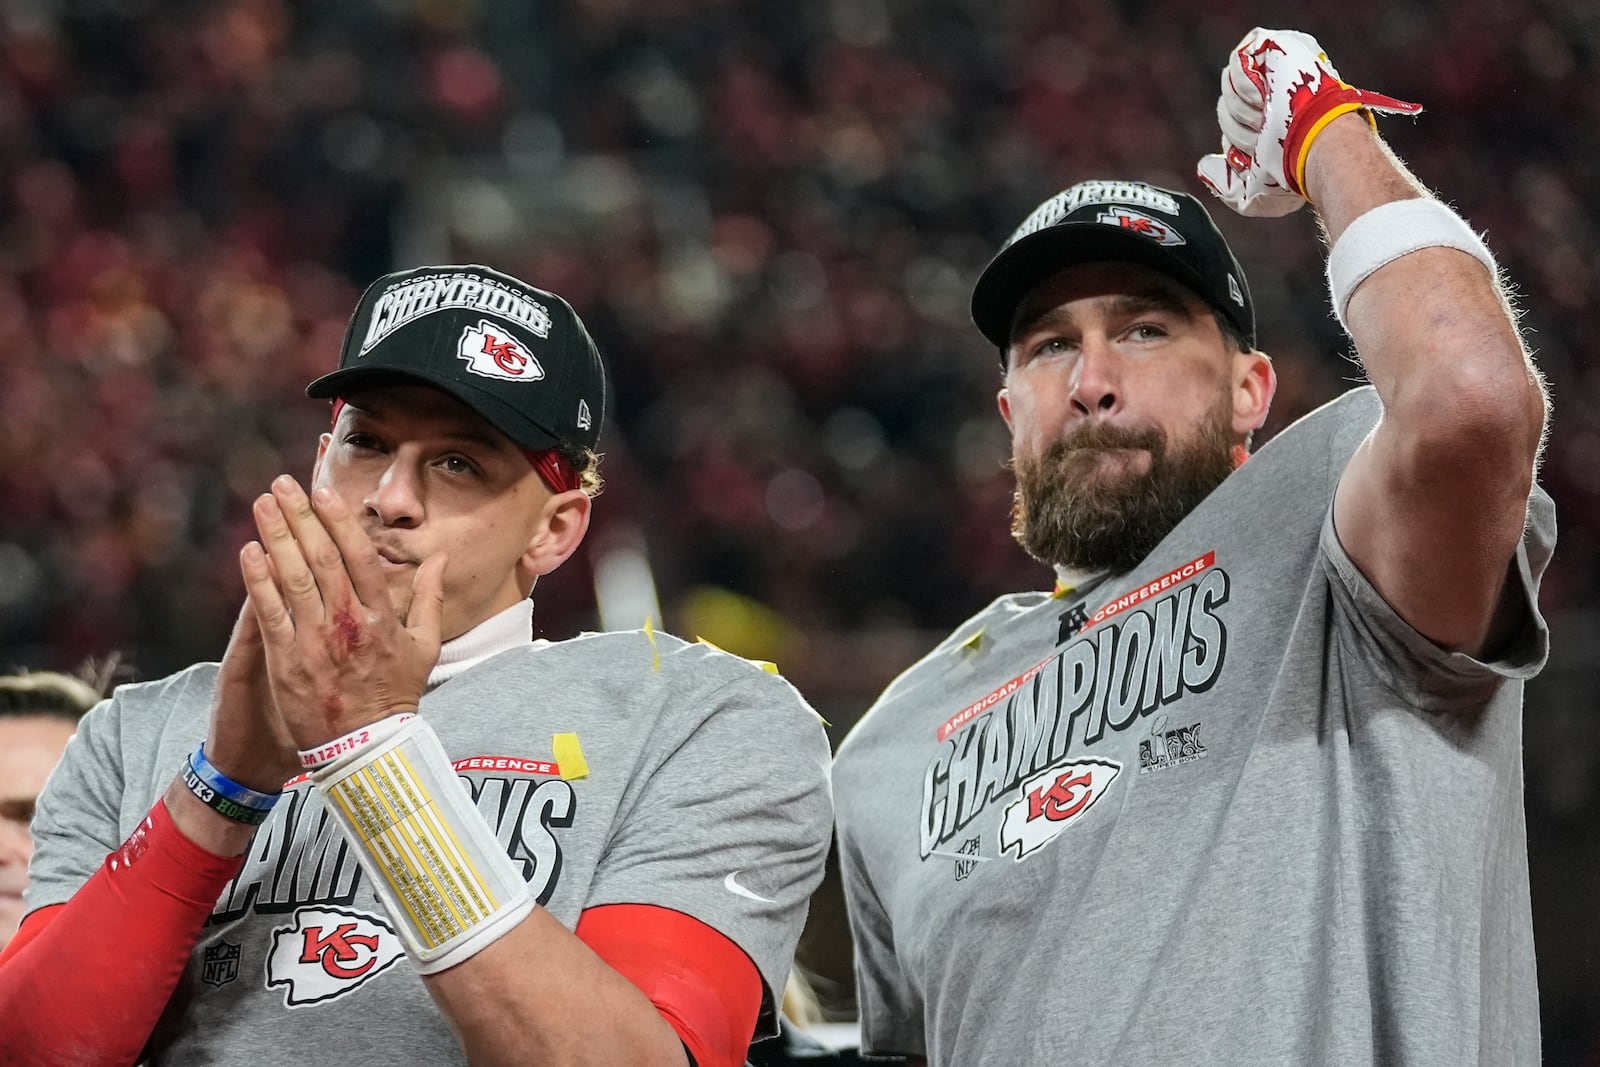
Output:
[{"left": 0, "top": 0, "right": 1595, "bottom": 1058}]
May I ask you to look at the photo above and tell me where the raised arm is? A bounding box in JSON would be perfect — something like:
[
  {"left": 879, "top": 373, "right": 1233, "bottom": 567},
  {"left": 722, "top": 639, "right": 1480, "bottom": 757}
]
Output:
[
  {"left": 1309, "top": 121, "right": 1545, "bottom": 655},
  {"left": 1198, "top": 27, "right": 1547, "bottom": 657}
]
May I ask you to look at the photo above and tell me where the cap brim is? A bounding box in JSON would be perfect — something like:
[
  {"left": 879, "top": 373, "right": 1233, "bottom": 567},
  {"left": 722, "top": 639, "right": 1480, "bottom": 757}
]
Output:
[
  {"left": 305, "top": 366, "right": 562, "bottom": 451},
  {"left": 970, "top": 224, "right": 1222, "bottom": 350}
]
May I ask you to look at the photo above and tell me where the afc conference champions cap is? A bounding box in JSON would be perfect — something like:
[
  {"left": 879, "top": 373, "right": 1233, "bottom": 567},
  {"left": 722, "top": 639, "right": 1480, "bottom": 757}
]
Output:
[
  {"left": 306, "top": 264, "right": 607, "bottom": 454},
  {"left": 970, "top": 179, "right": 1256, "bottom": 357}
]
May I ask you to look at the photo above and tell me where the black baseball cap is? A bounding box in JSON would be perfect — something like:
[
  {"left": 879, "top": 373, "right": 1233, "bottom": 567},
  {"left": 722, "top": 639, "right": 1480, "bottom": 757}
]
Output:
[
  {"left": 970, "top": 179, "right": 1255, "bottom": 356},
  {"left": 306, "top": 264, "right": 606, "bottom": 453}
]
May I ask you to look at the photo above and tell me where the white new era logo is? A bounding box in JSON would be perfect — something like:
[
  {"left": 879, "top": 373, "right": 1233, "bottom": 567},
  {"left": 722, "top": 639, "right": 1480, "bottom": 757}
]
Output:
[
  {"left": 577, "top": 399, "right": 592, "bottom": 430},
  {"left": 458, "top": 320, "right": 545, "bottom": 383}
]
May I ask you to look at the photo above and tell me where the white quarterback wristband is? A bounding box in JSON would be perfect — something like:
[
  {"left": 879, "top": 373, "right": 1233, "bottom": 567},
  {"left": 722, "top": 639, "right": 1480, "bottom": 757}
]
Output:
[
  {"left": 1326, "top": 198, "right": 1498, "bottom": 333},
  {"left": 312, "top": 716, "right": 534, "bottom": 974},
  {"left": 298, "top": 713, "right": 415, "bottom": 771}
]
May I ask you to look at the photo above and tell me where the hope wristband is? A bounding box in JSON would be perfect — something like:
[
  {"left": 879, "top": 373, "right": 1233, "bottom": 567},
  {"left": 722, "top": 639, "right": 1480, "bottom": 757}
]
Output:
[
  {"left": 181, "top": 754, "right": 276, "bottom": 826},
  {"left": 190, "top": 743, "right": 282, "bottom": 811}
]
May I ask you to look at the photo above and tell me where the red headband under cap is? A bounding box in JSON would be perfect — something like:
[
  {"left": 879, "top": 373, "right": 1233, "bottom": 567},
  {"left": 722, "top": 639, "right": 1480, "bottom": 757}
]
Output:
[{"left": 330, "top": 398, "right": 580, "bottom": 494}]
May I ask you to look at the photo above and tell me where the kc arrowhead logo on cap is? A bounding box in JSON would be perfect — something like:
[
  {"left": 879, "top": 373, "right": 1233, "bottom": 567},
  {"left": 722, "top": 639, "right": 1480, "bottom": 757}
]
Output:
[
  {"left": 1097, "top": 206, "right": 1187, "bottom": 247},
  {"left": 306, "top": 264, "right": 606, "bottom": 454},
  {"left": 458, "top": 319, "right": 546, "bottom": 382},
  {"left": 970, "top": 179, "right": 1256, "bottom": 355}
]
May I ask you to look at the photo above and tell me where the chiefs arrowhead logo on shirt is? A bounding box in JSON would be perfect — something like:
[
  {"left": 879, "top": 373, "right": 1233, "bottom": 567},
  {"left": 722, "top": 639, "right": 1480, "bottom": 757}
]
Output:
[
  {"left": 998, "top": 757, "right": 1121, "bottom": 860},
  {"left": 266, "top": 905, "right": 406, "bottom": 1007}
]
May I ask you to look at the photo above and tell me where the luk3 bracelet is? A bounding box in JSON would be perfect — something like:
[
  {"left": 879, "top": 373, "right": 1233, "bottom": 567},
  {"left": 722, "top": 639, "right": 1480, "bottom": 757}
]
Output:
[{"left": 180, "top": 744, "right": 282, "bottom": 826}]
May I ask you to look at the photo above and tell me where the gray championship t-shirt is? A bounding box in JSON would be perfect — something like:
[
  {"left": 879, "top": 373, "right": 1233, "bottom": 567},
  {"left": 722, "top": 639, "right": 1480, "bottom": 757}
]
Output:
[
  {"left": 833, "top": 387, "right": 1554, "bottom": 1066},
  {"left": 29, "top": 629, "right": 833, "bottom": 1065}
]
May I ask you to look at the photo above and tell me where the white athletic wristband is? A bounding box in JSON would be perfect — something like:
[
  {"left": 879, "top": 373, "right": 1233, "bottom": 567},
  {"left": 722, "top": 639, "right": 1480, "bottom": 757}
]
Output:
[
  {"left": 1326, "top": 198, "right": 1498, "bottom": 332},
  {"left": 298, "top": 713, "right": 415, "bottom": 771},
  {"left": 312, "top": 716, "right": 534, "bottom": 974}
]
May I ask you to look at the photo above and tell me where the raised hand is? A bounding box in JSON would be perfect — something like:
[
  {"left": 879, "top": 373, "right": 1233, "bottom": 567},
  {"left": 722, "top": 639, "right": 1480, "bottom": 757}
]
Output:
[
  {"left": 240, "top": 474, "right": 447, "bottom": 752},
  {"left": 1196, "top": 27, "right": 1421, "bottom": 217},
  {"left": 200, "top": 600, "right": 300, "bottom": 792}
]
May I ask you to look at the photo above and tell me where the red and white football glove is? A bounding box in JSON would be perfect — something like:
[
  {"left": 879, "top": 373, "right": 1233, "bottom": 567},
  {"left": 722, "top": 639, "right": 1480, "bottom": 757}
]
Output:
[{"left": 1196, "top": 28, "right": 1422, "bottom": 217}]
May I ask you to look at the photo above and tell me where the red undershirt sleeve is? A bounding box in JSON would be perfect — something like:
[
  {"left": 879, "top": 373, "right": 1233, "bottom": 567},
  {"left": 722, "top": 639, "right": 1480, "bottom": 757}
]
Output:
[
  {"left": 0, "top": 797, "right": 245, "bottom": 1067},
  {"left": 0, "top": 901, "right": 60, "bottom": 962},
  {"left": 576, "top": 903, "right": 765, "bottom": 1067}
]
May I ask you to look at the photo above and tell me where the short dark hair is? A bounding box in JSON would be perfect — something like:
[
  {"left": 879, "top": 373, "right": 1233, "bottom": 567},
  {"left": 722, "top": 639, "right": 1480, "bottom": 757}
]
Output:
[
  {"left": 1212, "top": 307, "right": 1252, "bottom": 355},
  {"left": 0, "top": 670, "right": 106, "bottom": 723}
]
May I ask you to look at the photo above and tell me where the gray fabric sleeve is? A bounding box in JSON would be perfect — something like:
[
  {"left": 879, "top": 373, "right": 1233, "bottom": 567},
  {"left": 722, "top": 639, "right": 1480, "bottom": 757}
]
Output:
[
  {"left": 581, "top": 668, "right": 833, "bottom": 1040},
  {"left": 1319, "top": 483, "right": 1556, "bottom": 709},
  {"left": 836, "top": 819, "right": 925, "bottom": 1058},
  {"left": 24, "top": 693, "right": 128, "bottom": 914}
]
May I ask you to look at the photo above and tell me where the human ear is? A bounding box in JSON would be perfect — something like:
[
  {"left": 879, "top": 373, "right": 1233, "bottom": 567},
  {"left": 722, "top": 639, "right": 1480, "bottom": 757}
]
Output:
[
  {"left": 517, "top": 489, "right": 593, "bottom": 588},
  {"left": 1232, "top": 351, "right": 1276, "bottom": 438}
]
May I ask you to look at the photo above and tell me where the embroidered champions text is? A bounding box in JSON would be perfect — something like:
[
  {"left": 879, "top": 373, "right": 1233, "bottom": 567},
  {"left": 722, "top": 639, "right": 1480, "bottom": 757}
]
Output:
[
  {"left": 360, "top": 272, "right": 553, "bottom": 354},
  {"left": 1008, "top": 181, "right": 1183, "bottom": 242},
  {"left": 919, "top": 565, "right": 1230, "bottom": 859}
]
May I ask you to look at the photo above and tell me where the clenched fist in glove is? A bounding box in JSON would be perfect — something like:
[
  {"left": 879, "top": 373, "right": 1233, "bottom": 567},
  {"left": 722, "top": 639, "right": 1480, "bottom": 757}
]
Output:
[{"left": 1197, "top": 28, "right": 1422, "bottom": 217}]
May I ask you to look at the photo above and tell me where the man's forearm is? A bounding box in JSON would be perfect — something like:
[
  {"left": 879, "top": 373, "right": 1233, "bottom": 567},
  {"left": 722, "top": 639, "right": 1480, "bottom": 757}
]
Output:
[
  {"left": 1307, "top": 112, "right": 1547, "bottom": 652},
  {"left": 1304, "top": 115, "right": 1538, "bottom": 407},
  {"left": 422, "top": 907, "right": 690, "bottom": 1067},
  {"left": 163, "top": 773, "right": 263, "bottom": 857},
  {"left": 0, "top": 789, "right": 245, "bottom": 1065},
  {"left": 1304, "top": 116, "right": 1430, "bottom": 242}
]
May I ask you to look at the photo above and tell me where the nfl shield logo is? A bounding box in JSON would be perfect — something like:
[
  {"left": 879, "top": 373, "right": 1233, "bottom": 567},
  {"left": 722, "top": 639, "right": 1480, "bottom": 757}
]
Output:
[{"left": 202, "top": 940, "right": 242, "bottom": 988}]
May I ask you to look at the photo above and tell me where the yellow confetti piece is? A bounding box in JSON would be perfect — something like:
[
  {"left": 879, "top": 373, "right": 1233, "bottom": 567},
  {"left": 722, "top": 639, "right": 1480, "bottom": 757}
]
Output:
[
  {"left": 695, "top": 636, "right": 779, "bottom": 674},
  {"left": 552, "top": 733, "right": 588, "bottom": 781},
  {"left": 643, "top": 615, "right": 661, "bottom": 673},
  {"left": 1052, "top": 582, "right": 1074, "bottom": 599},
  {"left": 957, "top": 628, "right": 985, "bottom": 653}
]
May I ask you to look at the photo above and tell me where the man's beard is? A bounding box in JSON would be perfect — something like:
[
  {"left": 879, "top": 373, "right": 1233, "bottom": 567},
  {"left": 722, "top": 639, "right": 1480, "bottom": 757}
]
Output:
[{"left": 1010, "top": 397, "right": 1237, "bottom": 575}]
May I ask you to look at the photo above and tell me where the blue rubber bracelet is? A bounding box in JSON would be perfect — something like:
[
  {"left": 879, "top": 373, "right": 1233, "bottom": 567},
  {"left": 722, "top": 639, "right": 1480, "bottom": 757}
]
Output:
[
  {"left": 181, "top": 756, "right": 274, "bottom": 826},
  {"left": 191, "top": 743, "right": 281, "bottom": 811}
]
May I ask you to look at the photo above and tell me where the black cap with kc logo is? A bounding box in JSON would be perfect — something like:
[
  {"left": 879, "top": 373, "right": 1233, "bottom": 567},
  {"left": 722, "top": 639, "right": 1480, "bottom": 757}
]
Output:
[
  {"left": 306, "top": 264, "right": 606, "bottom": 453},
  {"left": 970, "top": 179, "right": 1256, "bottom": 358}
]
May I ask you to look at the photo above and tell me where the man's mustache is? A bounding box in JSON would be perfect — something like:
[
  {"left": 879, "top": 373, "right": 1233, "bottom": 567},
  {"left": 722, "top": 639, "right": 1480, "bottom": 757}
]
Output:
[{"left": 1048, "top": 422, "right": 1165, "bottom": 458}]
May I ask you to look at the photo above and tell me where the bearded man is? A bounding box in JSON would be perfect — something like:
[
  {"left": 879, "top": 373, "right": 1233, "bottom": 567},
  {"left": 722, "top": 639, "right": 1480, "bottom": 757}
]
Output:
[{"left": 831, "top": 27, "right": 1553, "bottom": 1067}]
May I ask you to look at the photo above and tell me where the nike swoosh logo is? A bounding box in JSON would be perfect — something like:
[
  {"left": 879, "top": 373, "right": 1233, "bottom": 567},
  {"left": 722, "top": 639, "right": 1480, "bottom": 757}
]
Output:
[{"left": 723, "top": 870, "right": 775, "bottom": 904}]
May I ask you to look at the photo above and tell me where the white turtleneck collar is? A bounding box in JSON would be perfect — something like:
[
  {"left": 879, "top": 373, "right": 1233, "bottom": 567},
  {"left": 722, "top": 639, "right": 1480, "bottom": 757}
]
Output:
[
  {"left": 1053, "top": 564, "right": 1109, "bottom": 599},
  {"left": 426, "top": 598, "right": 539, "bottom": 691}
]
